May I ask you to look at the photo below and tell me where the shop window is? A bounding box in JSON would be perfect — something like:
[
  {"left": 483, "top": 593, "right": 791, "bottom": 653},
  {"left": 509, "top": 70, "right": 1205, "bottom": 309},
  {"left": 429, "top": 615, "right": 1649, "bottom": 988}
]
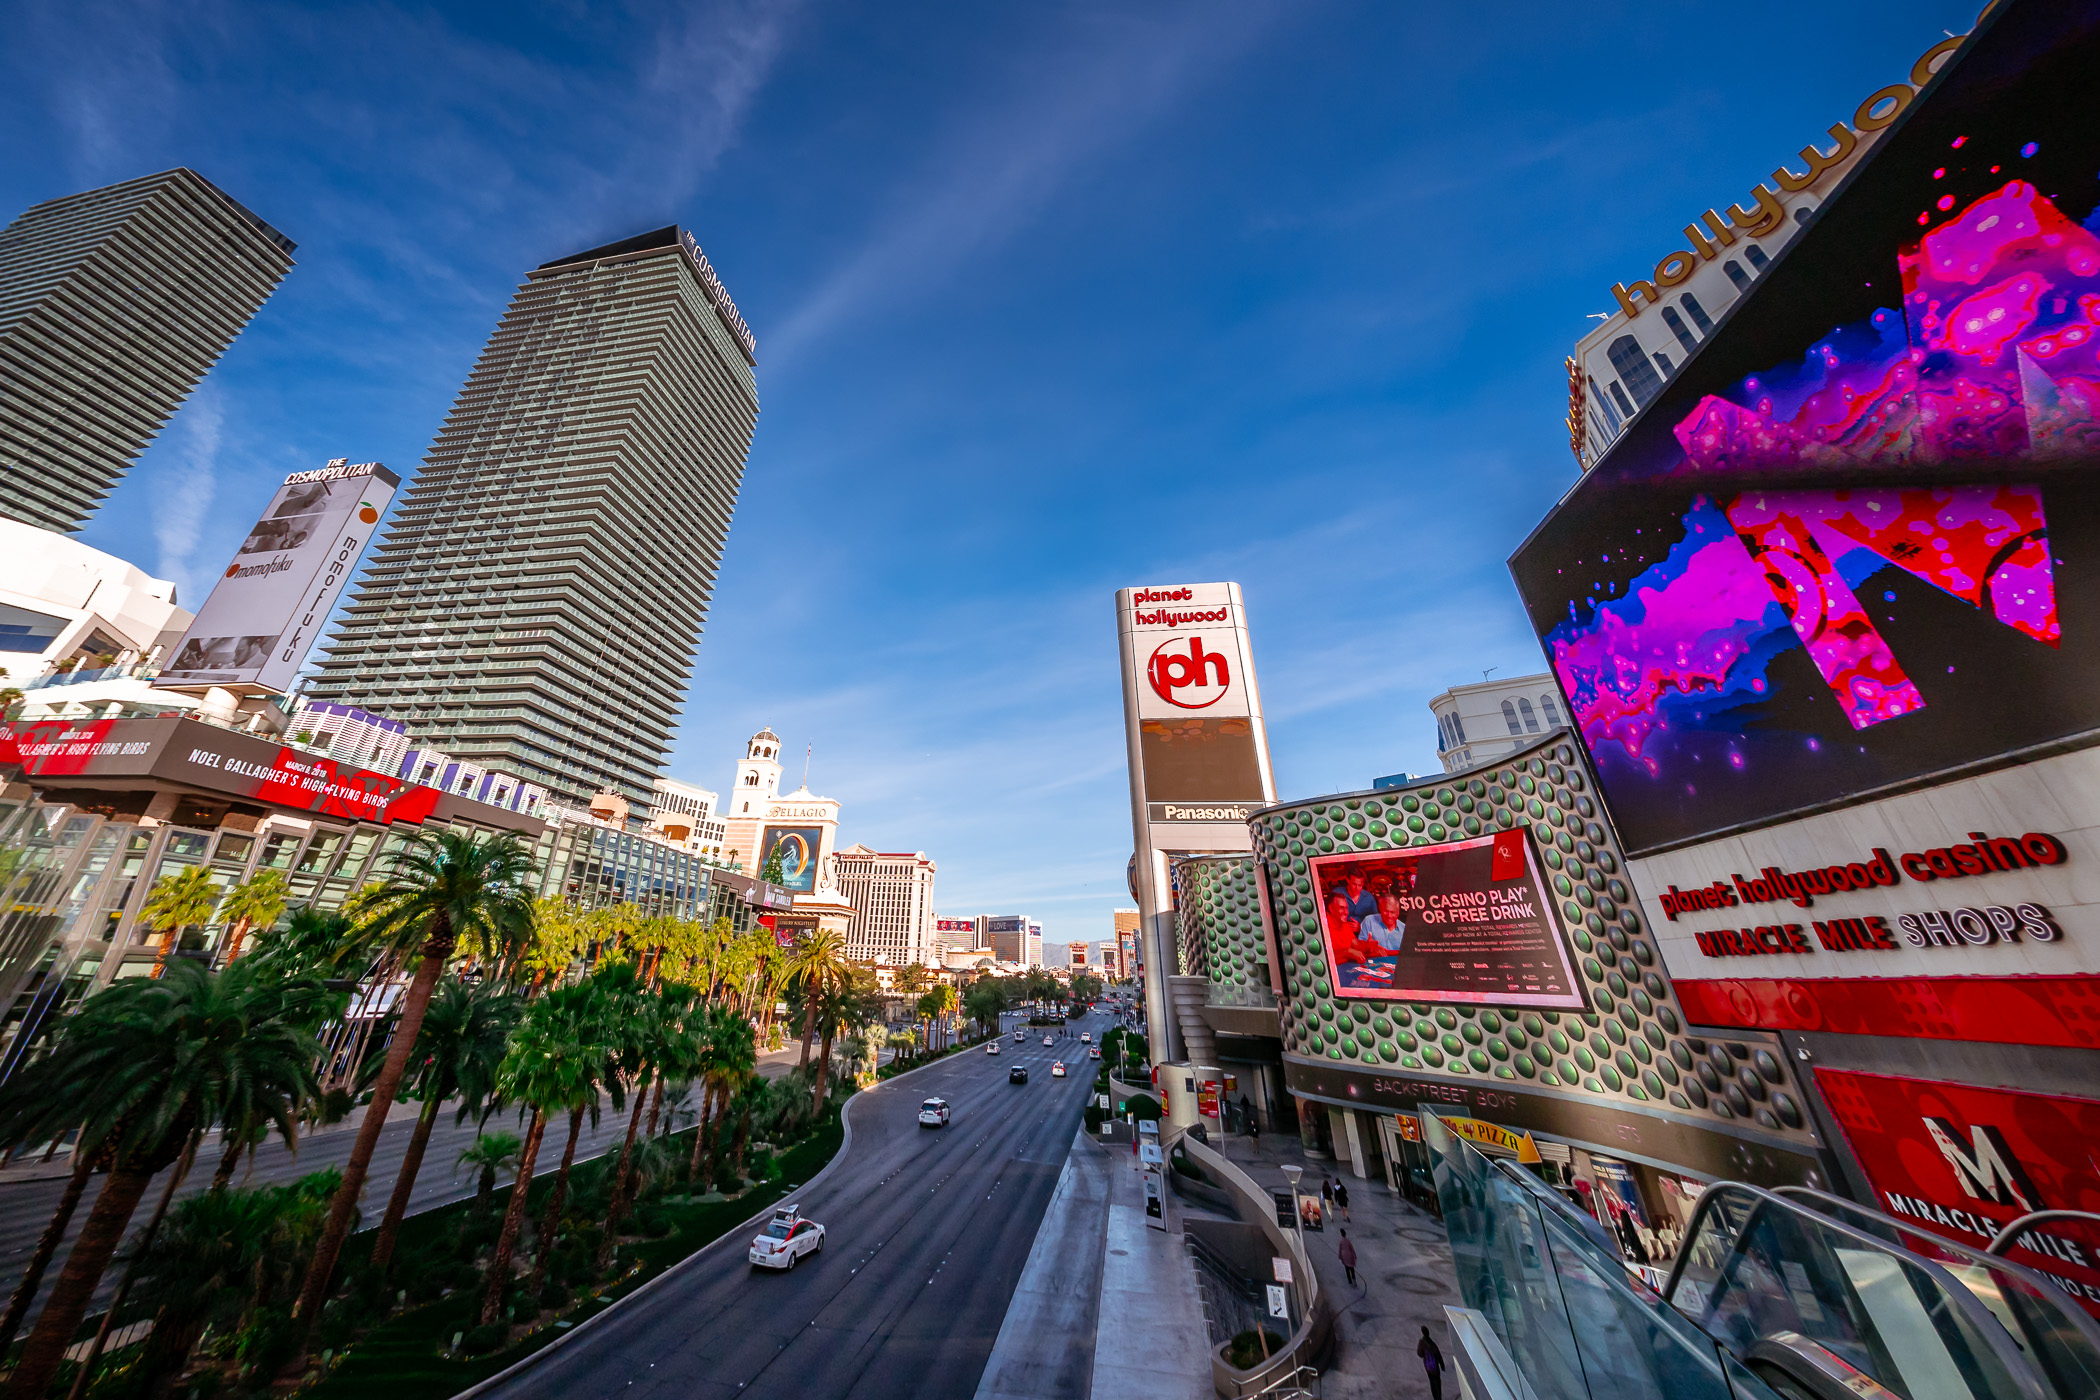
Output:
[
  {"left": 164, "top": 831, "right": 210, "bottom": 861},
  {"left": 1679, "top": 292, "right": 1714, "bottom": 335},
  {"left": 1607, "top": 336, "right": 1663, "bottom": 407},
  {"left": 337, "top": 830, "right": 380, "bottom": 880},
  {"left": 1659, "top": 305, "right": 1699, "bottom": 356},
  {"left": 213, "top": 832, "right": 254, "bottom": 864},
  {"left": 258, "top": 833, "right": 300, "bottom": 870},
  {"left": 296, "top": 831, "right": 346, "bottom": 875}
]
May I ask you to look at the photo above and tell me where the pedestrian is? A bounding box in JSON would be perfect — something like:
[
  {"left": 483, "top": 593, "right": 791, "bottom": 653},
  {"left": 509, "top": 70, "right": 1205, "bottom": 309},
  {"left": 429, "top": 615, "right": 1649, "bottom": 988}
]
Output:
[
  {"left": 1334, "top": 1180, "right": 1350, "bottom": 1222},
  {"left": 1337, "top": 1228, "right": 1358, "bottom": 1286},
  {"left": 1419, "top": 1327, "right": 1445, "bottom": 1400},
  {"left": 1321, "top": 1174, "right": 1334, "bottom": 1208}
]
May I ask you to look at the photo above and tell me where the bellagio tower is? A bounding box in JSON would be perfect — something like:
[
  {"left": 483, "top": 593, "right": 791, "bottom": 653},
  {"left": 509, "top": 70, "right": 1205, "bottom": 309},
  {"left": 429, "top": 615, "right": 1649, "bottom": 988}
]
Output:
[{"left": 306, "top": 227, "right": 759, "bottom": 804}]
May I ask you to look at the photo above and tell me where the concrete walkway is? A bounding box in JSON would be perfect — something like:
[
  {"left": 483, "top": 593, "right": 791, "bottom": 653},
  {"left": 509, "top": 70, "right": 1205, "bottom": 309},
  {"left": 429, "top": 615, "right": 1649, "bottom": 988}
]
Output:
[
  {"left": 973, "top": 1132, "right": 1112, "bottom": 1400},
  {"left": 1217, "top": 1130, "right": 1459, "bottom": 1400},
  {"left": 1091, "top": 1132, "right": 1213, "bottom": 1400},
  {"left": 971, "top": 1127, "right": 1214, "bottom": 1400}
]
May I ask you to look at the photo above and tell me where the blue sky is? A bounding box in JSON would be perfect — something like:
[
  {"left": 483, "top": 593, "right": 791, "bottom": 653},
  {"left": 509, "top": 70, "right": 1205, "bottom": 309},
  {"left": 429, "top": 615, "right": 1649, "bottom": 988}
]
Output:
[{"left": 0, "top": 0, "right": 1979, "bottom": 949}]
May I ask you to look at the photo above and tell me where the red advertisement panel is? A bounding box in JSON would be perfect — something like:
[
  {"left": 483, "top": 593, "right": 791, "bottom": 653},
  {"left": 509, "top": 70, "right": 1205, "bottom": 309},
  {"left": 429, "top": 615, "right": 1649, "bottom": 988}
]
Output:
[
  {"left": 1815, "top": 1067, "right": 2100, "bottom": 1315},
  {"left": 1309, "top": 829, "right": 1584, "bottom": 1009}
]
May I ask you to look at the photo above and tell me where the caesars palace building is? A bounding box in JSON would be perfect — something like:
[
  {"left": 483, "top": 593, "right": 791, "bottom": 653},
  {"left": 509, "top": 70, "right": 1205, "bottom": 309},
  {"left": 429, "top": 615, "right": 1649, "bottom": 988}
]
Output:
[{"left": 1155, "top": 0, "right": 2100, "bottom": 1307}]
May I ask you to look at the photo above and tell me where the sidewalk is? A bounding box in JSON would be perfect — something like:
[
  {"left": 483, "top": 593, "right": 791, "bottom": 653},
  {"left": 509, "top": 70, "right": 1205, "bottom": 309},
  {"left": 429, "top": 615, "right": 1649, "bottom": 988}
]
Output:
[
  {"left": 972, "top": 1127, "right": 1213, "bottom": 1400},
  {"left": 1209, "top": 1129, "right": 1459, "bottom": 1400}
]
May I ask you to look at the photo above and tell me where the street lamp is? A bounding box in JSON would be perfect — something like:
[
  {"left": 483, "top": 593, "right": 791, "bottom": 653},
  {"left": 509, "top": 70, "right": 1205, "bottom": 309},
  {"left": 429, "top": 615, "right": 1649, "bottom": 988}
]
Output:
[{"left": 1280, "top": 1163, "right": 1307, "bottom": 1319}]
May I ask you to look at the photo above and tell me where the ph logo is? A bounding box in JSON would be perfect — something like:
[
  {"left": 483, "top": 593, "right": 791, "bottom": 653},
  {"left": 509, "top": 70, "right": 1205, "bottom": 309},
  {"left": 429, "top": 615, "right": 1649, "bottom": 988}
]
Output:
[{"left": 1148, "top": 636, "right": 1231, "bottom": 709}]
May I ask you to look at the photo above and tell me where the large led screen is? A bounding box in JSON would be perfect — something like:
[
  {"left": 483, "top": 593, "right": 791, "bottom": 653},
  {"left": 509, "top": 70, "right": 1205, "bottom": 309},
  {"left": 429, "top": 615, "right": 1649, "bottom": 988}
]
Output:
[
  {"left": 1309, "top": 830, "right": 1585, "bottom": 1010},
  {"left": 1138, "top": 716, "right": 1265, "bottom": 804},
  {"left": 758, "top": 826, "right": 823, "bottom": 893},
  {"left": 1510, "top": 2, "right": 2100, "bottom": 856}
]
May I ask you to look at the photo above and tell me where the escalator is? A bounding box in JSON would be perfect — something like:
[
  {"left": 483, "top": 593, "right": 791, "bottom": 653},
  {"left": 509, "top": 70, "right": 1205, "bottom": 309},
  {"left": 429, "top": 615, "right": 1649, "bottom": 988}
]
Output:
[{"left": 1424, "top": 1112, "right": 2100, "bottom": 1400}]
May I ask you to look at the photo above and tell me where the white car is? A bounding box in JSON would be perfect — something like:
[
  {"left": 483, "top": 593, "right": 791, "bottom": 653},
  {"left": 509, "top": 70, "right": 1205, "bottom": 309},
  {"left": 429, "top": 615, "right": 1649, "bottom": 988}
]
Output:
[
  {"left": 1089, "top": 1046, "right": 1102, "bottom": 1059},
  {"left": 1013, "top": 1030, "right": 1025, "bottom": 1042},
  {"left": 1043, "top": 1036, "right": 1054, "bottom": 1046},
  {"left": 1080, "top": 1032, "right": 1091, "bottom": 1043},
  {"left": 918, "top": 1097, "right": 951, "bottom": 1128},
  {"left": 986, "top": 1041, "right": 1001, "bottom": 1055},
  {"left": 1051, "top": 1061, "right": 1067, "bottom": 1078},
  {"left": 749, "top": 1205, "right": 825, "bottom": 1270}
]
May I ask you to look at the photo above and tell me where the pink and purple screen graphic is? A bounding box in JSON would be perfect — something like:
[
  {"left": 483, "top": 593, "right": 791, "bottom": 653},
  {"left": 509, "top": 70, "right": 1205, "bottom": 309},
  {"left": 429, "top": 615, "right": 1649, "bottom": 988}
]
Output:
[{"left": 1533, "top": 163, "right": 2100, "bottom": 851}]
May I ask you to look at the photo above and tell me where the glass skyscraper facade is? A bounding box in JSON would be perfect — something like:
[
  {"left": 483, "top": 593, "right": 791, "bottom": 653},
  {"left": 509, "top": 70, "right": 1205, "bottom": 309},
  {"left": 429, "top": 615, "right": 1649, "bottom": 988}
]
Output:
[
  {"left": 0, "top": 168, "right": 294, "bottom": 532},
  {"left": 306, "top": 227, "right": 760, "bottom": 804}
]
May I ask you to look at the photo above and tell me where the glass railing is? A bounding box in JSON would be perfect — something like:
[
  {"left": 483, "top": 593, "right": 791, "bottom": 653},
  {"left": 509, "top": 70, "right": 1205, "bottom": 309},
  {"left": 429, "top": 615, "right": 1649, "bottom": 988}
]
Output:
[
  {"left": 1667, "top": 1183, "right": 2080, "bottom": 1399},
  {"left": 1767, "top": 1187, "right": 2100, "bottom": 1399},
  {"left": 1426, "top": 1110, "right": 1780, "bottom": 1400}
]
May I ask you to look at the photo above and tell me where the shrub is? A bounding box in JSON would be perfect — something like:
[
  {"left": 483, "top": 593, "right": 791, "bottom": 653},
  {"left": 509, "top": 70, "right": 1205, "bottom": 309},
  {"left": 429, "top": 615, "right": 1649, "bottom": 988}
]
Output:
[
  {"left": 1224, "top": 1329, "right": 1286, "bottom": 1370},
  {"left": 539, "top": 1281, "right": 572, "bottom": 1311},
  {"left": 1126, "top": 1093, "right": 1163, "bottom": 1123},
  {"left": 460, "top": 1322, "right": 508, "bottom": 1356},
  {"left": 1084, "top": 1103, "right": 1105, "bottom": 1132},
  {"left": 1170, "top": 1153, "right": 1209, "bottom": 1183}
]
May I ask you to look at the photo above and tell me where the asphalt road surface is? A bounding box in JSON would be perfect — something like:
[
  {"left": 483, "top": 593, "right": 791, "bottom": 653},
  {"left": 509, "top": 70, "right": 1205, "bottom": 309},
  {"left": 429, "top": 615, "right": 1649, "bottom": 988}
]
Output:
[
  {"left": 0, "top": 1095, "right": 641, "bottom": 1315},
  {"left": 478, "top": 1009, "right": 1103, "bottom": 1400}
]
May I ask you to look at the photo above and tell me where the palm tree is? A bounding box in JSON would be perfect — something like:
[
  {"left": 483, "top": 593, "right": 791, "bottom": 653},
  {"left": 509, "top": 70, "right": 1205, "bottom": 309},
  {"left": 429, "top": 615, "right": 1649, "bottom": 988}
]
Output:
[
  {"left": 458, "top": 1131, "right": 523, "bottom": 1211},
  {"left": 141, "top": 865, "right": 221, "bottom": 976},
  {"left": 0, "top": 960, "right": 320, "bottom": 1400},
  {"left": 523, "top": 982, "right": 614, "bottom": 1298},
  {"left": 786, "top": 928, "right": 850, "bottom": 1070},
  {"left": 368, "top": 977, "right": 521, "bottom": 1271},
  {"left": 690, "top": 1005, "right": 756, "bottom": 1191},
  {"left": 481, "top": 993, "right": 602, "bottom": 1328},
  {"left": 217, "top": 869, "right": 292, "bottom": 964},
  {"left": 595, "top": 965, "right": 668, "bottom": 1266},
  {"left": 287, "top": 829, "right": 534, "bottom": 1363},
  {"left": 898, "top": 962, "right": 932, "bottom": 995}
]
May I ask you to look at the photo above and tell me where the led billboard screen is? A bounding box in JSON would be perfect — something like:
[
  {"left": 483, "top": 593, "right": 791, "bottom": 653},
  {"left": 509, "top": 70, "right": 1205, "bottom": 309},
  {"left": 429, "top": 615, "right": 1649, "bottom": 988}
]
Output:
[
  {"left": 159, "top": 460, "right": 399, "bottom": 694},
  {"left": 758, "top": 825, "right": 823, "bottom": 893},
  {"left": 1309, "top": 830, "right": 1584, "bottom": 1010},
  {"left": 1509, "top": 3, "right": 2100, "bottom": 856},
  {"left": 1138, "top": 716, "right": 1266, "bottom": 805}
]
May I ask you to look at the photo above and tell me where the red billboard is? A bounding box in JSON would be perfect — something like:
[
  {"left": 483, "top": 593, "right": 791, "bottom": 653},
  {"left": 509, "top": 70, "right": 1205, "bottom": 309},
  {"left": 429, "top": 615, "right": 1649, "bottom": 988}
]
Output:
[
  {"left": 1309, "top": 830, "right": 1584, "bottom": 1010},
  {"left": 0, "top": 716, "right": 540, "bottom": 831},
  {"left": 1815, "top": 1067, "right": 2100, "bottom": 1316}
]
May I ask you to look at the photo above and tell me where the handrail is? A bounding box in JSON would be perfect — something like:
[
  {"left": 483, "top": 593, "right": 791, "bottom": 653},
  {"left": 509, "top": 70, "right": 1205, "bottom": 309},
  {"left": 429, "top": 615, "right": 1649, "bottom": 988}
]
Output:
[
  {"left": 1665, "top": 1181, "right": 2055, "bottom": 1400},
  {"left": 1987, "top": 1210, "right": 2100, "bottom": 1257},
  {"left": 1245, "top": 1362, "right": 1319, "bottom": 1399},
  {"left": 1774, "top": 1186, "right": 2100, "bottom": 1397}
]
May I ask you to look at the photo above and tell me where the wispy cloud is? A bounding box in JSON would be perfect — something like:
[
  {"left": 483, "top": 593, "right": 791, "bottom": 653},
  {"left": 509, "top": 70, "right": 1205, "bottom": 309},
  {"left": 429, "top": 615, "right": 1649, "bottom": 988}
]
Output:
[
  {"left": 642, "top": 0, "right": 804, "bottom": 205},
  {"left": 764, "top": 4, "right": 1283, "bottom": 369},
  {"left": 147, "top": 385, "right": 224, "bottom": 607}
]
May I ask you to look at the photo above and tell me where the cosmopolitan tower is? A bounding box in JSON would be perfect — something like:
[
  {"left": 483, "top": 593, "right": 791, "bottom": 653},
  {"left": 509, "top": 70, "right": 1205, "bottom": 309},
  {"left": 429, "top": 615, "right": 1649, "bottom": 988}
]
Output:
[
  {"left": 306, "top": 227, "right": 759, "bottom": 803},
  {"left": 0, "top": 169, "right": 294, "bottom": 532}
]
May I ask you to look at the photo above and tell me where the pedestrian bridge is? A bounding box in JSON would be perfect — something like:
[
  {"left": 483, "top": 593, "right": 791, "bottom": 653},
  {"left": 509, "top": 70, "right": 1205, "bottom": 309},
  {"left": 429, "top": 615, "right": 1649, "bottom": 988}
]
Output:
[{"left": 1428, "top": 1112, "right": 2100, "bottom": 1400}]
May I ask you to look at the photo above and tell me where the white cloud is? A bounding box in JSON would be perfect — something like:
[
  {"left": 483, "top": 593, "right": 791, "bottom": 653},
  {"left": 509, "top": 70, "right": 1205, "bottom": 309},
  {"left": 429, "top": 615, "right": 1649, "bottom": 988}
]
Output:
[
  {"left": 148, "top": 386, "right": 224, "bottom": 606},
  {"left": 764, "top": 4, "right": 1282, "bottom": 370}
]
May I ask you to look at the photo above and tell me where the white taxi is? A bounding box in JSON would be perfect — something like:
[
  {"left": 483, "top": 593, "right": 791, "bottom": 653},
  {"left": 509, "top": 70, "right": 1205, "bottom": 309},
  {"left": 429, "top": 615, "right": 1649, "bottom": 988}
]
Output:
[
  {"left": 1080, "top": 1032, "right": 1091, "bottom": 1043},
  {"left": 986, "top": 1040, "right": 1001, "bottom": 1055},
  {"left": 918, "top": 1097, "right": 951, "bottom": 1128},
  {"left": 1042, "top": 1036, "right": 1054, "bottom": 1046},
  {"left": 749, "top": 1205, "right": 825, "bottom": 1270},
  {"left": 1051, "top": 1061, "right": 1067, "bottom": 1078}
]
